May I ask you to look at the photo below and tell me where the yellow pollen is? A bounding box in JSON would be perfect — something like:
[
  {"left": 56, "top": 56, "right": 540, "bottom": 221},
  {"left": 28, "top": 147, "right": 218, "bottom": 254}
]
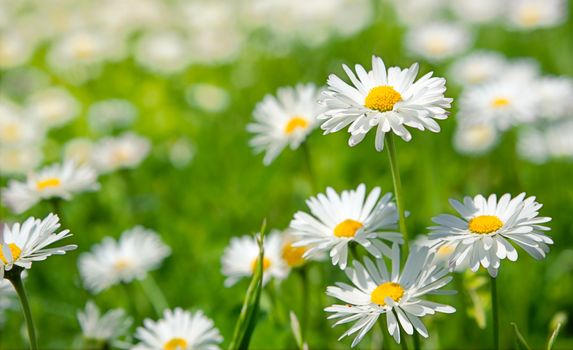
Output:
[
  {"left": 468, "top": 215, "right": 503, "bottom": 234},
  {"left": 113, "top": 259, "right": 132, "bottom": 271},
  {"left": 334, "top": 219, "right": 363, "bottom": 238},
  {"left": 281, "top": 242, "right": 307, "bottom": 268},
  {"left": 36, "top": 177, "right": 61, "bottom": 191},
  {"left": 491, "top": 97, "right": 510, "bottom": 108},
  {"left": 371, "top": 282, "right": 404, "bottom": 306},
  {"left": 364, "top": 86, "right": 402, "bottom": 112},
  {"left": 163, "top": 337, "right": 188, "bottom": 350},
  {"left": 284, "top": 116, "right": 309, "bottom": 135},
  {"left": 251, "top": 257, "right": 271, "bottom": 273},
  {"left": 0, "top": 243, "right": 22, "bottom": 263}
]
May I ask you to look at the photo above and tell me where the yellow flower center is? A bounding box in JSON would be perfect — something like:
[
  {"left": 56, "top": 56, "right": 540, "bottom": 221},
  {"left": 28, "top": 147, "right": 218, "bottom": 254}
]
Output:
[
  {"left": 281, "top": 242, "right": 306, "bottom": 268},
  {"left": 251, "top": 257, "right": 271, "bottom": 273},
  {"left": 427, "top": 38, "right": 447, "bottom": 54},
  {"left": 364, "top": 86, "right": 402, "bottom": 112},
  {"left": 36, "top": 177, "right": 61, "bottom": 191},
  {"left": 333, "top": 219, "right": 363, "bottom": 238},
  {"left": 371, "top": 282, "right": 404, "bottom": 306},
  {"left": 113, "top": 259, "right": 132, "bottom": 271},
  {"left": 112, "top": 148, "right": 131, "bottom": 163},
  {"left": 468, "top": 215, "right": 503, "bottom": 234},
  {"left": 491, "top": 97, "right": 510, "bottom": 108},
  {"left": 520, "top": 6, "right": 541, "bottom": 26},
  {"left": 0, "top": 243, "right": 22, "bottom": 263},
  {"left": 437, "top": 244, "right": 455, "bottom": 258},
  {"left": 163, "top": 337, "right": 188, "bottom": 350},
  {"left": 284, "top": 116, "right": 309, "bottom": 135},
  {"left": 1, "top": 123, "right": 20, "bottom": 142}
]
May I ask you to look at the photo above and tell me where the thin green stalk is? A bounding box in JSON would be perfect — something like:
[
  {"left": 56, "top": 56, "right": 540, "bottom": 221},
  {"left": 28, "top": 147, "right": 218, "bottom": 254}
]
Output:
[
  {"left": 301, "top": 142, "right": 318, "bottom": 193},
  {"left": 378, "top": 316, "right": 392, "bottom": 350},
  {"left": 384, "top": 135, "right": 409, "bottom": 249},
  {"left": 298, "top": 267, "right": 310, "bottom": 336},
  {"left": 6, "top": 269, "right": 38, "bottom": 350},
  {"left": 400, "top": 330, "right": 409, "bottom": 350},
  {"left": 490, "top": 276, "right": 499, "bottom": 350},
  {"left": 412, "top": 333, "right": 421, "bottom": 350},
  {"left": 139, "top": 275, "right": 169, "bottom": 316}
]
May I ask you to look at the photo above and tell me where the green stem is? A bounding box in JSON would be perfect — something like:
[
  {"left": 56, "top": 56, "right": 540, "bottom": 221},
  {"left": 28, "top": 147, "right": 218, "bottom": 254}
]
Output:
[
  {"left": 491, "top": 275, "right": 499, "bottom": 350},
  {"left": 298, "top": 267, "right": 310, "bottom": 337},
  {"left": 139, "top": 275, "right": 169, "bottom": 316},
  {"left": 301, "top": 142, "right": 318, "bottom": 193},
  {"left": 7, "top": 269, "right": 38, "bottom": 350},
  {"left": 413, "top": 332, "right": 421, "bottom": 350},
  {"left": 378, "top": 316, "right": 392, "bottom": 350},
  {"left": 384, "top": 134, "right": 409, "bottom": 249},
  {"left": 400, "top": 330, "right": 409, "bottom": 350}
]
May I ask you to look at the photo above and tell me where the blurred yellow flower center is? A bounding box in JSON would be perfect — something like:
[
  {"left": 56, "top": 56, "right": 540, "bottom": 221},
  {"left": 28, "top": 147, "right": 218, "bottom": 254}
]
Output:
[
  {"left": 163, "top": 337, "right": 188, "bottom": 350},
  {"left": 113, "top": 148, "right": 131, "bottom": 163},
  {"left": 0, "top": 243, "right": 22, "bottom": 263},
  {"left": 520, "top": 7, "right": 541, "bottom": 26},
  {"left": 334, "top": 219, "right": 363, "bottom": 238},
  {"left": 437, "top": 244, "right": 455, "bottom": 257},
  {"left": 1, "top": 124, "right": 20, "bottom": 141},
  {"left": 284, "top": 116, "right": 309, "bottom": 135},
  {"left": 491, "top": 97, "right": 510, "bottom": 108},
  {"left": 468, "top": 215, "right": 503, "bottom": 234},
  {"left": 281, "top": 242, "right": 306, "bottom": 267},
  {"left": 427, "top": 38, "right": 447, "bottom": 54},
  {"left": 371, "top": 282, "right": 404, "bottom": 306},
  {"left": 364, "top": 86, "right": 402, "bottom": 112},
  {"left": 251, "top": 257, "right": 271, "bottom": 272},
  {"left": 113, "top": 259, "right": 132, "bottom": 270},
  {"left": 36, "top": 178, "right": 61, "bottom": 191}
]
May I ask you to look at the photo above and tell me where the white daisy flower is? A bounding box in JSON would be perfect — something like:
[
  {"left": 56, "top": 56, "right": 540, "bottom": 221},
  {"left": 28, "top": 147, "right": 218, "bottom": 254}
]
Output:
[
  {"left": 135, "top": 31, "right": 190, "bottom": 75},
  {"left": 405, "top": 22, "right": 473, "bottom": 62},
  {"left": 289, "top": 184, "right": 401, "bottom": 269},
  {"left": 0, "top": 30, "right": 34, "bottom": 69},
  {"left": 453, "top": 121, "right": 499, "bottom": 156},
  {"left": 278, "top": 229, "right": 324, "bottom": 269},
  {"left": 185, "top": 84, "right": 230, "bottom": 113},
  {"left": 0, "top": 145, "right": 43, "bottom": 176},
  {"left": 132, "top": 308, "right": 222, "bottom": 350},
  {"left": 64, "top": 138, "right": 95, "bottom": 166},
  {"left": 78, "top": 226, "right": 170, "bottom": 293},
  {"left": 535, "top": 76, "right": 573, "bottom": 120},
  {"left": 0, "top": 100, "right": 43, "bottom": 146},
  {"left": 507, "top": 0, "right": 567, "bottom": 30},
  {"left": 0, "top": 213, "right": 77, "bottom": 277},
  {"left": 389, "top": 0, "right": 448, "bottom": 26},
  {"left": 88, "top": 99, "right": 137, "bottom": 133},
  {"left": 517, "top": 120, "right": 573, "bottom": 163},
  {"left": 91, "top": 132, "right": 151, "bottom": 174},
  {"left": 78, "top": 301, "right": 132, "bottom": 343},
  {"left": 448, "top": 51, "right": 507, "bottom": 86},
  {"left": 0, "top": 274, "right": 18, "bottom": 325},
  {"left": 26, "top": 87, "right": 80, "bottom": 129},
  {"left": 457, "top": 80, "right": 536, "bottom": 131},
  {"left": 1, "top": 161, "right": 99, "bottom": 214},
  {"left": 221, "top": 231, "right": 288, "bottom": 287},
  {"left": 325, "top": 244, "right": 455, "bottom": 346},
  {"left": 449, "top": 0, "right": 504, "bottom": 24},
  {"left": 428, "top": 193, "right": 553, "bottom": 277},
  {"left": 500, "top": 58, "right": 540, "bottom": 84},
  {"left": 319, "top": 55, "right": 452, "bottom": 151},
  {"left": 247, "top": 83, "right": 322, "bottom": 165}
]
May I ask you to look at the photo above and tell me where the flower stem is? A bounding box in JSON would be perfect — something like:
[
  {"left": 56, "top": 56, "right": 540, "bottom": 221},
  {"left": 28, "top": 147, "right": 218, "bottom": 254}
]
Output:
[
  {"left": 384, "top": 134, "right": 409, "bottom": 249},
  {"left": 139, "top": 274, "right": 169, "bottom": 316},
  {"left": 413, "top": 332, "right": 421, "bottom": 350},
  {"left": 490, "top": 275, "right": 499, "bottom": 350},
  {"left": 400, "top": 330, "right": 409, "bottom": 350},
  {"left": 378, "top": 316, "right": 392, "bottom": 350},
  {"left": 7, "top": 269, "right": 38, "bottom": 350},
  {"left": 301, "top": 142, "right": 318, "bottom": 193},
  {"left": 297, "top": 267, "right": 310, "bottom": 337}
]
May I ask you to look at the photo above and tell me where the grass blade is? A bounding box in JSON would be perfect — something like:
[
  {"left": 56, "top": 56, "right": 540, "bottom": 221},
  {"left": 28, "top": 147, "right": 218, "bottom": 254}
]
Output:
[
  {"left": 546, "top": 323, "right": 562, "bottom": 350},
  {"left": 511, "top": 322, "right": 532, "bottom": 350}
]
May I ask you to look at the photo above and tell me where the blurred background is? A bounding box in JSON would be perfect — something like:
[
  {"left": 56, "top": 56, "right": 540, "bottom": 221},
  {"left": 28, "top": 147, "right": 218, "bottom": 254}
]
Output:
[{"left": 0, "top": 0, "right": 572, "bottom": 349}]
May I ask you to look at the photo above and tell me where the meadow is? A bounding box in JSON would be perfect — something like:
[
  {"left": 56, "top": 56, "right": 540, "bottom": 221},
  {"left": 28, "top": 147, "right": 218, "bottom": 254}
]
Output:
[{"left": 0, "top": 0, "right": 572, "bottom": 349}]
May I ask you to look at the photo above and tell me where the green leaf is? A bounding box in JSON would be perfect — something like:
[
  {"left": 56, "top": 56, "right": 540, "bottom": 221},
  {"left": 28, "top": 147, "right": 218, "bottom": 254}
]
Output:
[
  {"left": 546, "top": 322, "right": 562, "bottom": 350},
  {"left": 228, "top": 219, "right": 267, "bottom": 350},
  {"left": 511, "top": 322, "right": 531, "bottom": 350}
]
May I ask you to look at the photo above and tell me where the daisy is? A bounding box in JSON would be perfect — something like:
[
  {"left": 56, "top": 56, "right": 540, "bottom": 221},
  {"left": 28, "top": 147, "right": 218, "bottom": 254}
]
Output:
[
  {"left": 64, "top": 138, "right": 95, "bottom": 166},
  {"left": 457, "top": 80, "right": 536, "bottom": 131},
  {"left": 132, "top": 308, "right": 222, "bottom": 350},
  {"left": 78, "top": 301, "right": 132, "bottom": 344},
  {"left": 318, "top": 55, "right": 452, "bottom": 151},
  {"left": 0, "top": 275, "right": 18, "bottom": 325},
  {"left": 506, "top": 0, "right": 567, "bottom": 30},
  {"left": 1, "top": 161, "right": 99, "bottom": 214},
  {"left": 289, "top": 184, "right": 401, "bottom": 269},
  {"left": 405, "top": 22, "right": 473, "bottom": 62},
  {"left": 0, "top": 213, "right": 77, "bottom": 277},
  {"left": 448, "top": 51, "right": 507, "bottom": 86},
  {"left": 0, "top": 30, "right": 34, "bottom": 69},
  {"left": 78, "top": 226, "right": 170, "bottom": 293},
  {"left": 247, "top": 83, "right": 322, "bottom": 165},
  {"left": 88, "top": 99, "right": 137, "bottom": 133},
  {"left": 428, "top": 193, "right": 552, "bottom": 277},
  {"left": 279, "top": 229, "right": 322, "bottom": 269},
  {"left": 0, "top": 145, "right": 42, "bottom": 176},
  {"left": 0, "top": 101, "right": 43, "bottom": 146},
  {"left": 135, "top": 30, "right": 190, "bottom": 75},
  {"left": 185, "top": 84, "right": 230, "bottom": 113},
  {"left": 325, "top": 244, "right": 455, "bottom": 346},
  {"left": 535, "top": 76, "right": 573, "bottom": 120},
  {"left": 91, "top": 132, "right": 151, "bottom": 174},
  {"left": 221, "top": 231, "right": 288, "bottom": 287},
  {"left": 453, "top": 121, "right": 499, "bottom": 156},
  {"left": 26, "top": 87, "right": 80, "bottom": 129},
  {"left": 449, "top": 0, "right": 504, "bottom": 24},
  {"left": 517, "top": 120, "right": 573, "bottom": 163}
]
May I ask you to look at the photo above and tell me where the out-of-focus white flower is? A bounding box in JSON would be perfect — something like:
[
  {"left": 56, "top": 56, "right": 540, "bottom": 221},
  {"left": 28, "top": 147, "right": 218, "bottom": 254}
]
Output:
[
  {"left": 457, "top": 81, "right": 536, "bottom": 131},
  {"left": 453, "top": 122, "right": 499, "bottom": 156},
  {"left": 535, "top": 76, "right": 573, "bottom": 120},
  {"left": 64, "top": 138, "right": 95, "bottom": 166},
  {"left": 390, "top": 0, "right": 448, "bottom": 25},
  {"left": 1, "top": 161, "right": 99, "bottom": 214},
  {"left": 0, "top": 29, "right": 34, "bottom": 69},
  {"left": 168, "top": 138, "right": 195, "bottom": 169},
  {"left": 88, "top": 99, "right": 137, "bottom": 133},
  {"left": 26, "top": 87, "right": 80, "bottom": 129},
  {"left": 247, "top": 83, "right": 322, "bottom": 165},
  {"left": 500, "top": 58, "right": 540, "bottom": 84},
  {"left": 0, "top": 146, "right": 43, "bottom": 176},
  {"left": 506, "top": 0, "right": 567, "bottom": 30},
  {"left": 0, "top": 68, "right": 50, "bottom": 99},
  {"left": 91, "top": 133, "right": 151, "bottom": 174},
  {"left": 405, "top": 22, "right": 473, "bottom": 62},
  {"left": 135, "top": 31, "right": 190, "bottom": 75},
  {"left": 449, "top": 51, "right": 507, "bottom": 86},
  {"left": 185, "top": 84, "right": 230, "bottom": 113},
  {"left": 78, "top": 226, "right": 171, "bottom": 293},
  {"left": 78, "top": 301, "right": 132, "bottom": 343},
  {"left": 221, "top": 231, "right": 289, "bottom": 287},
  {"left": 0, "top": 276, "right": 17, "bottom": 325},
  {"left": 0, "top": 213, "right": 77, "bottom": 277},
  {"left": 47, "top": 29, "right": 121, "bottom": 67},
  {"left": 449, "top": 0, "right": 504, "bottom": 24},
  {"left": 517, "top": 120, "right": 573, "bottom": 163},
  {"left": 133, "top": 308, "right": 223, "bottom": 350},
  {"left": 0, "top": 101, "right": 43, "bottom": 146}
]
